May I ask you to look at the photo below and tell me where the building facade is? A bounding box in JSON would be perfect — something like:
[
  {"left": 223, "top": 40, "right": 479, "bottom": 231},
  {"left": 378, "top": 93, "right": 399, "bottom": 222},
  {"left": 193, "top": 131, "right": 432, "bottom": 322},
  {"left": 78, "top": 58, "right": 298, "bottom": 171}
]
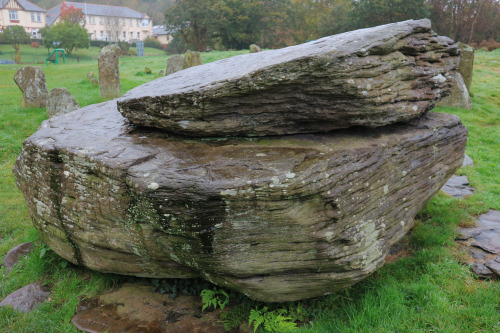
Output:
[
  {"left": 47, "top": 2, "right": 153, "bottom": 42},
  {"left": 152, "top": 25, "right": 173, "bottom": 47},
  {"left": 0, "top": 0, "right": 46, "bottom": 38}
]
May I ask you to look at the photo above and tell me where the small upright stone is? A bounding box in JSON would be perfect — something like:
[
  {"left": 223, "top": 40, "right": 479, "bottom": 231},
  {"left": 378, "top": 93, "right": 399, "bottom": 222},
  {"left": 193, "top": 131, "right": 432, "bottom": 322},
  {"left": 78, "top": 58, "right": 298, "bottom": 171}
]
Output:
[
  {"left": 166, "top": 54, "right": 184, "bottom": 75},
  {"left": 14, "top": 66, "right": 48, "bottom": 108},
  {"left": 0, "top": 282, "right": 50, "bottom": 313},
  {"left": 249, "top": 44, "right": 261, "bottom": 53},
  {"left": 98, "top": 44, "right": 121, "bottom": 100},
  {"left": 183, "top": 50, "right": 202, "bottom": 69},
  {"left": 438, "top": 73, "right": 473, "bottom": 109},
  {"left": 86, "top": 72, "right": 95, "bottom": 81},
  {"left": 457, "top": 42, "right": 474, "bottom": 91},
  {"left": 46, "top": 88, "right": 79, "bottom": 118}
]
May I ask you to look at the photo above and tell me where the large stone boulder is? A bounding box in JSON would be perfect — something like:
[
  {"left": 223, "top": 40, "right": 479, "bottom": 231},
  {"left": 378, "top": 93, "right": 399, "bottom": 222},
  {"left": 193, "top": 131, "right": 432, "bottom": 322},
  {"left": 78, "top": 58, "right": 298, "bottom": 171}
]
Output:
[
  {"left": 46, "top": 88, "right": 80, "bottom": 118},
  {"left": 117, "top": 19, "right": 459, "bottom": 137},
  {"left": 13, "top": 66, "right": 48, "bottom": 108},
  {"left": 166, "top": 54, "right": 184, "bottom": 76},
  {"left": 98, "top": 44, "right": 121, "bottom": 99},
  {"left": 13, "top": 101, "right": 467, "bottom": 302}
]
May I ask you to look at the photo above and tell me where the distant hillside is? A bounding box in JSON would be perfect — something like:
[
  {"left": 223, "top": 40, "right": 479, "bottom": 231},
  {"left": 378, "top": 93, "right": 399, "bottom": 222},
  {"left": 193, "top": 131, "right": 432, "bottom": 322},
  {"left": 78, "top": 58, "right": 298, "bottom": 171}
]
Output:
[{"left": 31, "top": 0, "right": 172, "bottom": 25}]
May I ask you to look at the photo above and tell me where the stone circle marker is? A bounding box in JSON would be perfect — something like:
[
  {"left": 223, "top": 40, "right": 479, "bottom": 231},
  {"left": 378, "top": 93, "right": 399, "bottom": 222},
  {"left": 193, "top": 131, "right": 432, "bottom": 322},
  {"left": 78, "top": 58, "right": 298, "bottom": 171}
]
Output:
[
  {"left": 13, "top": 66, "right": 48, "bottom": 108},
  {"left": 249, "top": 44, "right": 261, "bottom": 53},
  {"left": 166, "top": 54, "right": 184, "bottom": 76},
  {"left": 98, "top": 44, "right": 121, "bottom": 100},
  {"left": 13, "top": 19, "right": 468, "bottom": 302},
  {"left": 183, "top": 50, "right": 203, "bottom": 69},
  {"left": 457, "top": 42, "right": 474, "bottom": 91},
  {"left": 46, "top": 88, "right": 79, "bottom": 118}
]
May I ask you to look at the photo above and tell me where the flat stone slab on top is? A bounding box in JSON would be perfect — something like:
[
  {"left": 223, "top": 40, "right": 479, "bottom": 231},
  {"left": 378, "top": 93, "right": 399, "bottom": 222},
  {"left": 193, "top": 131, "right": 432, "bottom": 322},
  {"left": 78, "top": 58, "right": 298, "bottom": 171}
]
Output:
[
  {"left": 441, "top": 175, "right": 475, "bottom": 198},
  {"left": 13, "top": 101, "right": 467, "bottom": 302},
  {"left": 117, "top": 19, "right": 459, "bottom": 137}
]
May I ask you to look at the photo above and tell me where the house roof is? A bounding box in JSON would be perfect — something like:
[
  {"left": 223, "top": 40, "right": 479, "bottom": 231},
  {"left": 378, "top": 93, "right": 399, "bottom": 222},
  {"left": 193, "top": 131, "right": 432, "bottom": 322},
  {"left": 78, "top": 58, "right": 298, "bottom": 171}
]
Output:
[
  {"left": 153, "top": 25, "right": 173, "bottom": 36},
  {"left": 1, "top": 0, "right": 45, "bottom": 12},
  {"left": 47, "top": 2, "right": 148, "bottom": 26}
]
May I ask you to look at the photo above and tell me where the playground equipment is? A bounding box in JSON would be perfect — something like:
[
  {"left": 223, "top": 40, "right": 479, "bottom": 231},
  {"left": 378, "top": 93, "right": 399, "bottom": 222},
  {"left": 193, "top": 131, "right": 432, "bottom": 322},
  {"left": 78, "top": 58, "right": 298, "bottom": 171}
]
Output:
[{"left": 46, "top": 49, "right": 66, "bottom": 66}]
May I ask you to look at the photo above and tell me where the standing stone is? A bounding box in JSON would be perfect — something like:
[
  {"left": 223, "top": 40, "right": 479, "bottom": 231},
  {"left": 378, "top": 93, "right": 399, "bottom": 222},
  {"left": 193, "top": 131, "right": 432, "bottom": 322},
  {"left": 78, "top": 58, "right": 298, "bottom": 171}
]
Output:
[
  {"left": 166, "top": 54, "right": 184, "bottom": 76},
  {"left": 86, "top": 72, "right": 95, "bottom": 81},
  {"left": 438, "top": 73, "right": 473, "bottom": 110},
  {"left": 13, "top": 66, "right": 48, "bottom": 108},
  {"left": 98, "top": 44, "right": 121, "bottom": 100},
  {"left": 46, "top": 88, "right": 79, "bottom": 118},
  {"left": 457, "top": 42, "right": 474, "bottom": 91},
  {"left": 183, "top": 50, "right": 202, "bottom": 69},
  {"left": 249, "top": 44, "right": 261, "bottom": 53}
]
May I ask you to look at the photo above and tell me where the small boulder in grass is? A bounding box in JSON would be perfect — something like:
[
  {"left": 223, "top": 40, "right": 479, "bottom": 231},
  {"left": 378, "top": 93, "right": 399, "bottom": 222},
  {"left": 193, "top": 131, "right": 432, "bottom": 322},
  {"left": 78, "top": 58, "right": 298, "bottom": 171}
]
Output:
[
  {"left": 249, "top": 44, "right": 261, "bottom": 53},
  {"left": 2, "top": 242, "right": 33, "bottom": 272},
  {"left": 145, "top": 67, "right": 152, "bottom": 74}
]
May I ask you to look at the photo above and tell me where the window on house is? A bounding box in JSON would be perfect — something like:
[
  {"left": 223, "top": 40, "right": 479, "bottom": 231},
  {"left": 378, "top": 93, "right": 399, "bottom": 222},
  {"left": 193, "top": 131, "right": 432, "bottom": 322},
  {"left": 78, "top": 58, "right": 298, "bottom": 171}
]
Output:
[
  {"left": 141, "top": 19, "right": 149, "bottom": 27},
  {"left": 93, "top": 16, "right": 96, "bottom": 24},
  {"left": 130, "top": 32, "right": 133, "bottom": 40},
  {"left": 32, "top": 29, "right": 39, "bottom": 37},
  {"left": 123, "top": 31, "right": 126, "bottom": 40},
  {"left": 99, "top": 16, "right": 102, "bottom": 24},
  {"left": 31, "top": 12, "right": 35, "bottom": 21},
  {"left": 122, "top": 18, "right": 125, "bottom": 26},
  {"left": 37, "top": 12, "right": 41, "bottom": 22},
  {"left": 137, "top": 32, "right": 140, "bottom": 40},
  {"left": 129, "top": 18, "right": 132, "bottom": 27},
  {"left": 136, "top": 19, "right": 139, "bottom": 27},
  {"left": 9, "top": 10, "right": 19, "bottom": 21},
  {"left": 107, "top": 17, "right": 110, "bottom": 24},
  {"left": 100, "top": 31, "right": 104, "bottom": 39}
]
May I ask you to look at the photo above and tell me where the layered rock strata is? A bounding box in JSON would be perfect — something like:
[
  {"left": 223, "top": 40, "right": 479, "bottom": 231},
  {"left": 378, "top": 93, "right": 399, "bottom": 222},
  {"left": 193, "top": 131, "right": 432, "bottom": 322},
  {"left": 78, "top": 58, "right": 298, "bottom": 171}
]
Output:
[
  {"left": 117, "top": 19, "right": 459, "bottom": 137},
  {"left": 14, "top": 102, "right": 467, "bottom": 302}
]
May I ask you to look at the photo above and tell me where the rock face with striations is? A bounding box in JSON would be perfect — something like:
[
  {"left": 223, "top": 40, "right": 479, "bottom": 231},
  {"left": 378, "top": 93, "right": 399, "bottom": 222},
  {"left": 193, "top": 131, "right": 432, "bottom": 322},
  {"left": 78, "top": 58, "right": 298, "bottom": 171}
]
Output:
[
  {"left": 14, "top": 66, "right": 48, "bottom": 108},
  {"left": 98, "top": 44, "right": 121, "bottom": 99},
  {"left": 166, "top": 54, "right": 184, "bottom": 76},
  {"left": 118, "top": 19, "right": 459, "bottom": 137},
  {"left": 13, "top": 20, "right": 467, "bottom": 302},
  {"left": 14, "top": 105, "right": 466, "bottom": 302}
]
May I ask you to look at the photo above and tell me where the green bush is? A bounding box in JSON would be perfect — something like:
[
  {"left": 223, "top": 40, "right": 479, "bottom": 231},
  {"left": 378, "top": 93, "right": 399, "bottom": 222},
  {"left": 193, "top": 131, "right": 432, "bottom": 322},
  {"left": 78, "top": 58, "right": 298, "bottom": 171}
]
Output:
[{"left": 144, "top": 36, "right": 162, "bottom": 50}]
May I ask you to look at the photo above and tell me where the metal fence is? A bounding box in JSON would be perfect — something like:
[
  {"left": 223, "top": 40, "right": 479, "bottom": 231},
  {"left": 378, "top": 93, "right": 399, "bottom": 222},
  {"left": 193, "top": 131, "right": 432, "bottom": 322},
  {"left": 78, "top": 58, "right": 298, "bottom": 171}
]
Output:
[{"left": 0, "top": 51, "right": 96, "bottom": 65}]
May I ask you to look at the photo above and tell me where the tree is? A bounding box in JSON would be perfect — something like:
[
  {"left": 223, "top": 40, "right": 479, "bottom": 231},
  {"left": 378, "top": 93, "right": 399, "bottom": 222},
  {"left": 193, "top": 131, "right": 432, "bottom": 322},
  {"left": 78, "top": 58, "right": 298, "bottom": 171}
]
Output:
[
  {"left": 165, "top": 0, "right": 218, "bottom": 51},
  {"left": 350, "top": 0, "right": 430, "bottom": 29},
  {"left": 43, "top": 22, "right": 90, "bottom": 55},
  {"left": 60, "top": 2, "right": 85, "bottom": 25},
  {"left": 2, "top": 25, "right": 30, "bottom": 52},
  {"left": 429, "top": 0, "right": 500, "bottom": 44}
]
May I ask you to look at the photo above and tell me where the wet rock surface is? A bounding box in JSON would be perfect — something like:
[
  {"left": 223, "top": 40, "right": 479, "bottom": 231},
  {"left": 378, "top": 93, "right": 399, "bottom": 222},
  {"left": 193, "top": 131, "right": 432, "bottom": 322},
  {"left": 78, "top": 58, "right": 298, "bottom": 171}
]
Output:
[
  {"left": 46, "top": 88, "right": 80, "bottom": 118},
  {"left": 118, "top": 19, "right": 459, "bottom": 137},
  {"left": 441, "top": 175, "right": 475, "bottom": 198},
  {"left": 72, "top": 283, "right": 228, "bottom": 333},
  {"left": 2, "top": 242, "right": 33, "bottom": 272},
  {"left": 456, "top": 210, "right": 500, "bottom": 278},
  {"left": 98, "top": 44, "right": 121, "bottom": 99},
  {"left": 0, "top": 282, "right": 50, "bottom": 313},
  {"left": 13, "top": 100, "right": 467, "bottom": 301},
  {"left": 13, "top": 66, "right": 48, "bottom": 108}
]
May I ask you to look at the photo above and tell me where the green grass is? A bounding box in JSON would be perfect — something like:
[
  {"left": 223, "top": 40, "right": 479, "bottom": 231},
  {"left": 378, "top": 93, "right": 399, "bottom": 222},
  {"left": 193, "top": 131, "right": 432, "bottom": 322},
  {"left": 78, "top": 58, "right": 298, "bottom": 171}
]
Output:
[
  {"left": 0, "top": 49, "right": 499, "bottom": 332},
  {"left": 0, "top": 43, "right": 165, "bottom": 64}
]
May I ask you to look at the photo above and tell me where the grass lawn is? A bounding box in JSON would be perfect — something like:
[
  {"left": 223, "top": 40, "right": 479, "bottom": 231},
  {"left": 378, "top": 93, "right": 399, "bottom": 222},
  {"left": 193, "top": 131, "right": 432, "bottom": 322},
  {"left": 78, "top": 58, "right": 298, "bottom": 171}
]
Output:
[
  {"left": 0, "top": 44, "right": 166, "bottom": 64},
  {"left": 0, "top": 49, "right": 499, "bottom": 332}
]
